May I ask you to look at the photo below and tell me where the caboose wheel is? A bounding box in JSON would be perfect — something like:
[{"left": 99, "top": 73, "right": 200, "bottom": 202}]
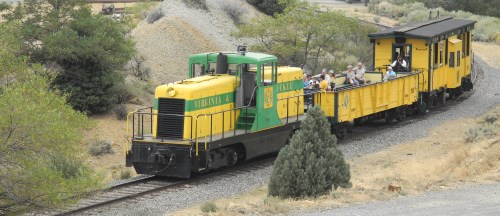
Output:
[
  {"left": 437, "top": 91, "right": 446, "bottom": 106},
  {"left": 385, "top": 109, "right": 396, "bottom": 124},
  {"left": 396, "top": 107, "right": 407, "bottom": 121}
]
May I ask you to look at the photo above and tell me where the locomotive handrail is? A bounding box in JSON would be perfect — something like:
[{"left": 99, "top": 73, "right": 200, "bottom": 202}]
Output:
[
  {"left": 126, "top": 109, "right": 196, "bottom": 152},
  {"left": 193, "top": 105, "right": 253, "bottom": 156}
]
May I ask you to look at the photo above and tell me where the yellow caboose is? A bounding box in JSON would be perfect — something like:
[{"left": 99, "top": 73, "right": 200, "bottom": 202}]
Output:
[{"left": 369, "top": 17, "right": 475, "bottom": 108}]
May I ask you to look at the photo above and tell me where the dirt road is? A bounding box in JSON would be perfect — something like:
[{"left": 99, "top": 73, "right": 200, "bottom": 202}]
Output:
[{"left": 302, "top": 183, "right": 500, "bottom": 216}]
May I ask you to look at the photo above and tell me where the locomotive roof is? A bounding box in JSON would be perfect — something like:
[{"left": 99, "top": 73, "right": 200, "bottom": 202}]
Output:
[
  {"left": 369, "top": 17, "right": 476, "bottom": 40},
  {"left": 189, "top": 52, "right": 277, "bottom": 64}
]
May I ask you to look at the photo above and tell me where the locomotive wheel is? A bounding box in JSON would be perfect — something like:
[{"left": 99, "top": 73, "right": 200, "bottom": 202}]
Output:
[{"left": 230, "top": 151, "right": 238, "bottom": 165}]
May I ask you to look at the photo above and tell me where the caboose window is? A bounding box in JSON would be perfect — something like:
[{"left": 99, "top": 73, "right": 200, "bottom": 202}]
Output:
[
  {"left": 449, "top": 52, "right": 455, "bottom": 68},
  {"left": 445, "top": 40, "right": 448, "bottom": 65},
  {"left": 439, "top": 41, "right": 443, "bottom": 67},
  {"left": 457, "top": 51, "right": 461, "bottom": 66},
  {"left": 433, "top": 43, "right": 438, "bottom": 68},
  {"left": 466, "top": 32, "right": 471, "bottom": 56}
]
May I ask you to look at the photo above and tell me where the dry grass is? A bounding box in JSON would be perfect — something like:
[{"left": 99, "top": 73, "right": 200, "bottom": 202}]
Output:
[
  {"left": 473, "top": 42, "right": 500, "bottom": 69},
  {"left": 171, "top": 107, "right": 500, "bottom": 216}
]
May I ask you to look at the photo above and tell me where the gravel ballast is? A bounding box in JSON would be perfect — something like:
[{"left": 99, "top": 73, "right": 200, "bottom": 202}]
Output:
[{"left": 87, "top": 54, "right": 500, "bottom": 216}]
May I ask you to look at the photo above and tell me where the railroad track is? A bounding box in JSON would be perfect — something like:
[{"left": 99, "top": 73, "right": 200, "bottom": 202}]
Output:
[
  {"left": 50, "top": 176, "right": 183, "bottom": 215},
  {"left": 52, "top": 156, "right": 275, "bottom": 215}
]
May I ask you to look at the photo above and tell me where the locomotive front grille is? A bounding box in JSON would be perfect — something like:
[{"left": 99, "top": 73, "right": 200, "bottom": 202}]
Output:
[{"left": 157, "top": 98, "right": 185, "bottom": 139}]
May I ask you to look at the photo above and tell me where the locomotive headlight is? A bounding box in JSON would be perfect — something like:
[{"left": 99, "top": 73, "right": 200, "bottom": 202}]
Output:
[{"left": 167, "top": 87, "right": 176, "bottom": 97}]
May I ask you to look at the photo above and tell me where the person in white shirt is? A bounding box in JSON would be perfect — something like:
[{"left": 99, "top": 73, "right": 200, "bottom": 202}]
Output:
[
  {"left": 391, "top": 55, "right": 407, "bottom": 72},
  {"left": 384, "top": 66, "right": 397, "bottom": 81},
  {"left": 321, "top": 68, "right": 331, "bottom": 84},
  {"left": 344, "top": 65, "right": 359, "bottom": 86},
  {"left": 354, "top": 62, "right": 366, "bottom": 84}
]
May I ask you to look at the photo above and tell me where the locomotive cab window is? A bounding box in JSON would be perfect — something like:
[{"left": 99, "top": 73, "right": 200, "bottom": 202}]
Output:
[
  {"left": 207, "top": 62, "right": 238, "bottom": 75},
  {"left": 191, "top": 63, "right": 205, "bottom": 77},
  {"left": 260, "top": 62, "right": 277, "bottom": 86}
]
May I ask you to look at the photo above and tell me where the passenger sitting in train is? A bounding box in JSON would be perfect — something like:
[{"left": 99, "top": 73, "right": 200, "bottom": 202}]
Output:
[
  {"left": 319, "top": 74, "right": 328, "bottom": 90},
  {"left": 328, "top": 70, "right": 336, "bottom": 90},
  {"left": 344, "top": 65, "right": 359, "bottom": 86},
  {"left": 384, "top": 66, "right": 397, "bottom": 81},
  {"left": 303, "top": 73, "right": 312, "bottom": 89},
  {"left": 354, "top": 62, "right": 366, "bottom": 84},
  {"left": 321, "top": 68, "right": 331, "bottom": 84},
  {"left": 391, "top": 55, "right": 407, "bottom": 72}
]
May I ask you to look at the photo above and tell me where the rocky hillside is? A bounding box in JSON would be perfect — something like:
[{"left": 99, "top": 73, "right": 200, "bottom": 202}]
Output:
[{"left": 132, "top": 0, "right": 262, "bottom": 84}]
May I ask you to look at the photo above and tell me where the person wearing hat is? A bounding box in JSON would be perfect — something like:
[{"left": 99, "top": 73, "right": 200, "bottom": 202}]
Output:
[
  {"left": 344, "top": 65, "right": 359, "bottom": 86},
  {"left": 384, "top": 66, "right": 397, "bottom": 81},
  {"left": 321, "top": 68, "right": 331, "bottom": 84},
  {"left": 328, "top": 70, "right": 336, "bottom": 90},
  {"left": 354, "top": 62, "right": 366, "bottom": 84},
  {"left": 391, "top": 55, "right": 407, "bottom": 72}
]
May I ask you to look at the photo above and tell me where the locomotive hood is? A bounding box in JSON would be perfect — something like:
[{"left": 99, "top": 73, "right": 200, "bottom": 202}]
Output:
[{"left": 155, "top": 74, "right": 238, "bottom": 113}]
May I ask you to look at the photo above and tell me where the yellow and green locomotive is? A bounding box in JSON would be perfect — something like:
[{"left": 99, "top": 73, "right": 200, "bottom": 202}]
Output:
[
  {"left": 125, "top": 18, "right": 476, "bottom": 178},
  {"left": 126, "top": 50, "right": 304, "bottom": 178}
]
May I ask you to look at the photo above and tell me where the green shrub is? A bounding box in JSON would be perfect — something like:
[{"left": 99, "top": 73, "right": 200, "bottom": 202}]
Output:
[
  {"left": 129, "top": 54, "right": 151, "bottom": 81},
  {"left": 114, "top": 104, "right": 128, "bottom": 120},
  {"left": 246, "top": 0, "right": 290, "bottom": 16},
  {"left": 373, "top": 16, "right": 381, "bottom": 23},
  {"left": 88, "top": 139, "right": 114, "bottom": 156},
  {"left": 120, "top": 169, "right": 132, "bottom": 179},
  {"left": 49, "top": 155, "right": 89, "bottom": 179},
  {"left": 182, "top": 0, "right": 208, "bottom": 10},
  {"left": 113, "top": 83, "right": 135, "bottom": 104},
  {"left": 146, "top": 8, "right": 164, "bottom": 24},
  {"left": 200, "top": 201, "right": 218, "bottom": 213},
  {"left": 484, "top": 114, "right": 498, "bottom": 124},
  {"left": 268, "top": 106, "right": 351, "bottom": 198},
  {"left": 222, "top": 0, "right": 247, "bottom": 24}
]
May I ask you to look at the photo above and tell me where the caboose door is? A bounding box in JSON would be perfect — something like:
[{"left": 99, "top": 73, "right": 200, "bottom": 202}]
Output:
[{"left": 392, "top": 44, "right": 412, "bottom": 72}]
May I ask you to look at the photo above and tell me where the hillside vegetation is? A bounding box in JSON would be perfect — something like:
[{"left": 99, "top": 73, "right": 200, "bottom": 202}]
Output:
[
  {"left": 0, "top": 22, "right": 102, "bottom": 215},
  {"left": 236, "top": 0, "right": 377, "bottom": 73},
  {"left": 368, "top": 0, "right": 500, "bottom": 44}
]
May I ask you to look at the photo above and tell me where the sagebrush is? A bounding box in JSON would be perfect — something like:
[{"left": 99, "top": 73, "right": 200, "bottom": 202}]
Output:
[
  {"left": 183, "top": 0, "right": 208, "bottom": 10},
  {"left": 222, "top": 0, "right": 247, "bottom": 24},
  {"left": 88, "top": 139, "right": 114, "bottom": 156},
  {"left": 147, "top": 8, "right": 164, "bottom": 24},
  {"left": 200, "top": 201, "right": 218, "bottom": 213},
  {"left": 114, "top": 104, "right": 128, "bottom": 120}
]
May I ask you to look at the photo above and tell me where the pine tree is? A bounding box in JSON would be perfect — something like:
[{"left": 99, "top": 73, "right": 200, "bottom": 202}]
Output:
[{"left": 268, "top": 106, "right": 350, "bottom": 198}]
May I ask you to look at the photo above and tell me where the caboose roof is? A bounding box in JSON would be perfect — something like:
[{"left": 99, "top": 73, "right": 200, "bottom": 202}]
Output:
[{"left": 369, "top": 17, "right": 476, "bottom": 40}]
